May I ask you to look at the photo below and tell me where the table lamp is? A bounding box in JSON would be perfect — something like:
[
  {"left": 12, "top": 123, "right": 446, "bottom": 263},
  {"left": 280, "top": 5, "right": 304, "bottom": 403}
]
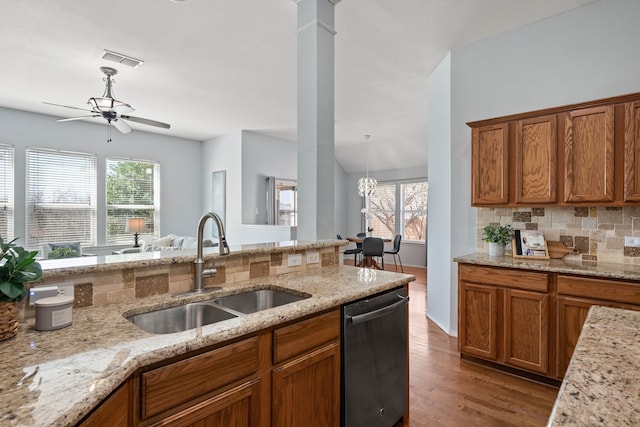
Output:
[{"left": 126, "top": 218, "right": 145, "bottom": 247}]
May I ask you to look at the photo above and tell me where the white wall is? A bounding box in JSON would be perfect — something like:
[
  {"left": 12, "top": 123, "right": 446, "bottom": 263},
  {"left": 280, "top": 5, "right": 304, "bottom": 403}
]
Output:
[
  {"left": 0, "top": 107, "right": 202, "bottom": 247},
  {"left": 241, "top": 130, "right": 297, "bottom": 224},
  {"left": 346, "top": 166, "right": 427, "bottom": 268},
  {"left": 201, "top": 131, "right": 242, "bottom": 243},
  {"left": 427, "top": 52, "right": 458, "bottom": 334},
  {"left": 428, "top": 0, "right": 640, "bottom": 336}
]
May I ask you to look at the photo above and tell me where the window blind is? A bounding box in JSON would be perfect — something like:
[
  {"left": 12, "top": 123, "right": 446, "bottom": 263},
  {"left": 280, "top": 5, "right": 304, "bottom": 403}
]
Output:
[
  {"left": 401, "top": 182, "right": 427, "bottom": 241},
  {"left": 368, "top": 183, "right": 396, "bottom": 238},
  {"left": 26, "top": 148, "right": 96, "bottom": 246},
  {"left": 0, "top": 144, "right": 14, "bottom": 240},
  {"left": 106, "top": 158, "right": 160, "bottom": 244}
]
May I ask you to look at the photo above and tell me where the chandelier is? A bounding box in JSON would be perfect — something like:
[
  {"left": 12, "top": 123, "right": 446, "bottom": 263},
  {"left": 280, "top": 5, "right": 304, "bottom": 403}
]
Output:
[{"left": 357, "top": 135, "right": 377, "bottom": 197}]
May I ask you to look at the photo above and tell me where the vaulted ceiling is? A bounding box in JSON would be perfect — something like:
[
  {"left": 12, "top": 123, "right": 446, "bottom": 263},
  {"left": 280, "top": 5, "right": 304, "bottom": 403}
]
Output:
[{"left": 0, "top": 0, "right": 595, "bottom": 173}]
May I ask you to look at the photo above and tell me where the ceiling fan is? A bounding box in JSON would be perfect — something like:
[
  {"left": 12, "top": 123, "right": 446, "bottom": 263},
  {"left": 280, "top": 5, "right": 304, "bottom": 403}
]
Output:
[{"left": 43, "top": 66, "right": 171, "bottom": 136}]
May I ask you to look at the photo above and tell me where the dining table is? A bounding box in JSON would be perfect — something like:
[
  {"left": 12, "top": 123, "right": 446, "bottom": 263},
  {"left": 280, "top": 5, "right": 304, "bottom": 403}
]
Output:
[{"left": 346, "top": 236, "right": 391, "bottom": 270}]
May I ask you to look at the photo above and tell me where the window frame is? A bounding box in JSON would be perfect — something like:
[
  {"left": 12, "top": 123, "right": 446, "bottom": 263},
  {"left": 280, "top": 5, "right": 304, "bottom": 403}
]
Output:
[
  {"left": 105, "top": 156, "right": 160, "bottom": 245},
  {"left": 366, "top": 178, "right": 427, "bottom": 244},
  {"left": 25, "top": 147, "right": 97, "bottom": 247},
  {"left": 0, "top": 144, "right": 14, "bottom": 241}
]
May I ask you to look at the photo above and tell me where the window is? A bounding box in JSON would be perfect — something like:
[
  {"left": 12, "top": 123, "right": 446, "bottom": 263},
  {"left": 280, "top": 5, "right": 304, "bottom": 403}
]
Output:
[
  {"left": 276, "top": 179, "right": 297, "bottom": 226},
  {"left": 0, "top": 144, "right": 14, "bottom": 240},
  {"left": 26, "top": 148, "right": 97, "bottom": 246},
  {"left": 106, "top": 158, "right": 159, "bottom": 244},
  {"left": 368, "top": 180, "right": 427, "bottom": 242}
]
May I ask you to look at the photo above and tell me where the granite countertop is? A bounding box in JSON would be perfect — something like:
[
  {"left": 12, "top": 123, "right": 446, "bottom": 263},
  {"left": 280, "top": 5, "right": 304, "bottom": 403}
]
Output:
[
  {"left": 454, "top": 253, "right": 640, "bottom": 282},
  {"left": 0, "top": 265, "right": 413, "bottom": 426},
  {"left": 38, "top": 239, "right": 346, "bottom": 277},
  {"left": 547, "top": 306, "right": 640, "bottom": 426}
]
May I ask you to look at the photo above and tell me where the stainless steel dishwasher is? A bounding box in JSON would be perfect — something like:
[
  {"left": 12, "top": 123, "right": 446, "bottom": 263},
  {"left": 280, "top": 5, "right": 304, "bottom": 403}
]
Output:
[{"left": 342, "top": 286, "right": 409, "bottom": 427}]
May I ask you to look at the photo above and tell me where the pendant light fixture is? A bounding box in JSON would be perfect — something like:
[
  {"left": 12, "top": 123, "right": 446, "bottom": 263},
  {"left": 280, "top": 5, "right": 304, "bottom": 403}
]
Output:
[{"left": 357, "top": 135, "right": 377, "bottom": 197}]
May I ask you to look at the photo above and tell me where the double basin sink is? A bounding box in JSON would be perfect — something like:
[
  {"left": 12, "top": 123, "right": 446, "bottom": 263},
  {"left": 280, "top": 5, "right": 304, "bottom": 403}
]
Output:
[{"left": 126, "top": 288, "right": 310, "bottom": 334}]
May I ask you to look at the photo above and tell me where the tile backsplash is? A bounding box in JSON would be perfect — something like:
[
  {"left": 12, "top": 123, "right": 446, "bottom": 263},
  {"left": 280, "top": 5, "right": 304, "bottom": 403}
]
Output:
[{"left": 477, "top": 206, "right": 640, "bottom": 264}]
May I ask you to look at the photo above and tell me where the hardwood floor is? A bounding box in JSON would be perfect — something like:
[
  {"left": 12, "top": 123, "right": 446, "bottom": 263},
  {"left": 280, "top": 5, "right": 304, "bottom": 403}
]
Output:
[{"left": 345, "top": 261, "right": 559, "bottom": 426}]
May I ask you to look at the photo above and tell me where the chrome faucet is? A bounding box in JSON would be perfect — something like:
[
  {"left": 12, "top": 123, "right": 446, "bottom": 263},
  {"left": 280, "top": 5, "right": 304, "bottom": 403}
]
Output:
[{"left": 194, "top": 212, "right": 230, "bottom": 293}]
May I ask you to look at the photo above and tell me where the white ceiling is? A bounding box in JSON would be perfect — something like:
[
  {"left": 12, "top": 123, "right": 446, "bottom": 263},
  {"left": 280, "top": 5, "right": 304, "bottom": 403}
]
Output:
[{"left": 0, "top": 0, "right": 595, "bottom": 174}]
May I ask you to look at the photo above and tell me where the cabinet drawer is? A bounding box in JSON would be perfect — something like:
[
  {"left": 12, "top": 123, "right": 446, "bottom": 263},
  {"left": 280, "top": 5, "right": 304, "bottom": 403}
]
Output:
[
  {"left": 141, "top": 336, "right": 259, "bottom": 419},
  {"left": 557, "top": 275, "right": 640, "bottom": 305},
  {"left": 459, "top": 264, "right": 549, "bottom": 292},
  {"left": 273, "top": 309, "right": 340, "bottom": 364}
]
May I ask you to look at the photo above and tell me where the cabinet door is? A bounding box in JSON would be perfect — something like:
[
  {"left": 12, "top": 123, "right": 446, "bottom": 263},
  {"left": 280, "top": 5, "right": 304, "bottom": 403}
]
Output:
[
  {"left": 564, "top": 105, "right": 615, "bottom": 202},
  {"left": 472, "top": 123, "right": 509, "bottom": 205},
  {"left": 155, "top": 379, "right": 261, "bottom": 427},
  {"left": 458, "top": 282, "right": 498, "bottom": 360},
  {"left": 624, "top": 100, "right": 640, "bottom": 201},
  {"left": 503, "top": 289, "right": 549, "bottom": 374},
  {"left": 556, "top": 296, "right": 594, "bottom": 379},
  {"left": 515, "top": 115, "right": 557, "bottom": 203},
  {"left": 272, "top": 342, "right": 340, "bottom": 427},
  {"left": 80, "top": 381, "right": 130, "bottom": 427}
]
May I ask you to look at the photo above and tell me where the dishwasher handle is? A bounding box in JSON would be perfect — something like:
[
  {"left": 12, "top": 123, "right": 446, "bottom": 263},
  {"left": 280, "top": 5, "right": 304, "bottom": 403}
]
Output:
[{"left": 346, "top": 294, "right": 409, "bottom": 325}]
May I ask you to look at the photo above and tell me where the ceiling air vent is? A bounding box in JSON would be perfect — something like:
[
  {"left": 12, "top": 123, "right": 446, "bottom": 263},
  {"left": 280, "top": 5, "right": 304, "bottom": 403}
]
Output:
[{"left": 101, "top": 50, "right": 144, "bottom": 68}]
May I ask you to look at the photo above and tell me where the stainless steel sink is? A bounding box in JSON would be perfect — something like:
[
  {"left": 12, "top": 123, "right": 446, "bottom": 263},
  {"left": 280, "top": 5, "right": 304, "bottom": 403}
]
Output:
[
  {"left": 126, "top": 302, "right": 237, "bottom": 334},
  {"left": 212, "top": 289, "right": 310, "bottom": 314}
]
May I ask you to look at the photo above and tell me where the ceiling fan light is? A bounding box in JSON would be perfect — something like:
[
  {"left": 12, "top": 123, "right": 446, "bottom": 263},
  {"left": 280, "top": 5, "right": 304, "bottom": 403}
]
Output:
[{"left": 88, "top": 97, "right": 131, "bottom": 112}]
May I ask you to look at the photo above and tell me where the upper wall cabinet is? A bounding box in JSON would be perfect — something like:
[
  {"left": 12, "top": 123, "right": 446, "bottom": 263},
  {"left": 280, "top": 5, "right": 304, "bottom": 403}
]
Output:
[
  {"left": 468, "top": 92, "right": 640, "bottom": 207},
  {"left": 515, "top": 115, "right": 557, "bottom": 204},
  {"left": 624, "top": 101, "right": 640, "bottom": 201},
  {"left": 471, "top": 124, "right": 509, "bottom": 205},
  {"left": 564, "top": 106, "right": 614, "bottom": 203}
]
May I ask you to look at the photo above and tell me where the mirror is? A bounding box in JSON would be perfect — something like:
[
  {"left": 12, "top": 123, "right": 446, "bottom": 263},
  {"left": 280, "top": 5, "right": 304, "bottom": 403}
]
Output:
[{"left": 266, "top": 177, "right": 297, "bottom": 226}]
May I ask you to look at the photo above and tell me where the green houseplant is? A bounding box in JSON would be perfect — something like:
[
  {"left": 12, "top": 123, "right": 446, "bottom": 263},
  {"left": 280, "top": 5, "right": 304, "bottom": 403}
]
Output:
[
  {"left": 0, "top": 236, "right": 42, "bottom": 341},
  {"left": 482, "top": 224, "right": 513, "bottom": 256}
]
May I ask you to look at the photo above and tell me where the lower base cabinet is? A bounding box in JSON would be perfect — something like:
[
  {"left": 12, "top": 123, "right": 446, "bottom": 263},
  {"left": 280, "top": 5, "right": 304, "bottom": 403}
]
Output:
[
  {"left": 272, "top": 342, "right": 340, "bottom": 427},
  {"left": 79, "top": 380, "right": 131, "bottom": 426},
  {"left": 79, "top": 308, "right": 341, "bottom": 427},
  {"left": 458, "top": 264, "right": 640, "bottom": 382},
  {"left": 556, "top": 275, "right": 640, "bottom": 378},
  {"left": 458, "top": 265, "right": 551, "bottom": 376}
]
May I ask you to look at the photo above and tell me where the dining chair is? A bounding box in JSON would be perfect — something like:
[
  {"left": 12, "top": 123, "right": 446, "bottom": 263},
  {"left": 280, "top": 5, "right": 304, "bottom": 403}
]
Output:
[
  {"left": 362, "top": 237, "right": 384, "bottom": 269},
  {"left": 384, "top": 234, "right": 404, "bottom": 272},
  {"left": 337, "top": 234, "right": 361, "bottom": 265}
]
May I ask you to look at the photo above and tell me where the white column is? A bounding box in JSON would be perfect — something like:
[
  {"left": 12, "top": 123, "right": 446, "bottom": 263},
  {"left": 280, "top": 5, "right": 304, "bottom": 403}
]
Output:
[{"left": 294, "top": 0, "right": 340, "bottom": 241}]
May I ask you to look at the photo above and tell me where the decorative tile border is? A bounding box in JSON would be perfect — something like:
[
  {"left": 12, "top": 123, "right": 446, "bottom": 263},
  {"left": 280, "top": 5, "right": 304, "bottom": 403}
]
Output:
[
  {"left": 33, "top": 244, "right": 342, "bottom": 309},
  {"left": 477, "top": 207, "right": 640, "bottom": 264}
]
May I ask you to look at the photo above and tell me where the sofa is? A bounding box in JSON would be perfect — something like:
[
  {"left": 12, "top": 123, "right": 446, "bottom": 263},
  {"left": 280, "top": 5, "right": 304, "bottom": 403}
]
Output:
[{"left": 114, "top": 234, "right": 215, "bottom": 254}]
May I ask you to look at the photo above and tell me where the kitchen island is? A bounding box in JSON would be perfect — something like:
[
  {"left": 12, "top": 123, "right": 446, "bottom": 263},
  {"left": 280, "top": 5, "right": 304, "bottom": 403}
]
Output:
[
  {"left": 0, "top": 241, "right": 414, "bottom": 426},
  {"left": 547, "top": 305, "right": 640, "bottom": 426}
]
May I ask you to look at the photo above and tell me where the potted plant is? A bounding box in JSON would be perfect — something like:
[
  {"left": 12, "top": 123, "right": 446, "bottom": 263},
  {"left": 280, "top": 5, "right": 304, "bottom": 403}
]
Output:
[
  {"left": 482, "top": 224, "right": 513, "bottom": 257},
  {"left": 0, "top": 236, "right": 42, "bottom": 341}
]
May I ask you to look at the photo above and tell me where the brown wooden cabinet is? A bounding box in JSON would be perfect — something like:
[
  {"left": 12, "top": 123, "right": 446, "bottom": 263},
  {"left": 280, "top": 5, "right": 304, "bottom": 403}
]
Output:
[
  {"left": 624, "top": 100, "right": 640, "bottom": 201},
  {"left": 272, "top": 342, "right": 340, "bottom": 427},
  {"left": 563, "top": 105, "right": 615, "bottom": 202},
  {"left": 271, "top": 309, "right": 341, "bottom": 427},
  {"left": 122, "top": 308, "right": 342, "bottom": 427},
  {"left": 79, "top": 380, "right": 131, "bottom": 427},
  {"left": 503, "top": 289, "right": 549, "bottom": 374},
  {"left": 515, "top": 115, "right": 557, "bottom": 203},
  {"left": 468, "top": 91, "right": 640, "bottom": 206},
  {"left": 458, "top": 282, "right": 498, "bottom": 360},
  {"left": 155, "top": 379, "right": 262, "bottom": 427},
  {"left": 556, "top": 275, "right": 640, "bottom": 378},
  {"left": 458, "top": 265, "right": 550, "bottom": 376},
  {"left": 472, "top": 123, "right": 509, "bottom": 205}
]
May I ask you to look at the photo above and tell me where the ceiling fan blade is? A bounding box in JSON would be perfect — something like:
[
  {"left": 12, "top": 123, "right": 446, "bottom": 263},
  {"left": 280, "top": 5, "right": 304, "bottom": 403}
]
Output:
[
  {"left": 120, "top": 115, "right": 171, "bottom": 129},
  {"left": 43, "top": 101, "right": 96, "bottom": 113},
  {"left": 112, "top": 118, "right": 132, "bottom": 134},
  {"left": 57, "top": 115, "right": 100, "bottom": 122}
]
